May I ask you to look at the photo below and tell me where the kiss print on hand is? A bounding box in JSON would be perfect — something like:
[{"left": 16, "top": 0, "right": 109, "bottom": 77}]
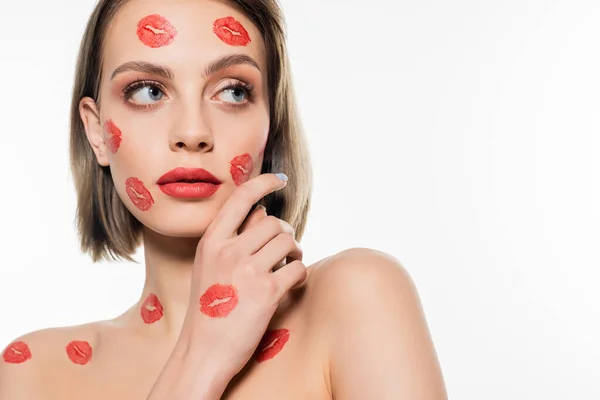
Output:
[
  {"left": 213, "top": 16, "right": 251, "bottom": 46},
  {"left": 2, "top": 341, "right": 32, "bottom": 364},
  {"left": 125, "top": 177, "right": 155, "bottom": 211},
  {"left": 104, "top": 119, "right": 122, "bottom": 154},
  {"left": 141, "top": 293, "right": 164, "bottom": 324},
  {"left": 230, "top": 153, "right": 253, "bottom": 186},
  {"left": 199, "top": 283, "right": 239, "bottom": 318},
  {"left": 136, "top": 14, "right": 178, "bottom": 48},
  {"left": 66, "top": 340, "right": 93, "bottom": 365},
  {"left": 254, "top": 328, "right": 290, "bottom": 363}
]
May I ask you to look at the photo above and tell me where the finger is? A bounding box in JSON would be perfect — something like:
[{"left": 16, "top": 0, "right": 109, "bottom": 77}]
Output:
[
  {"left": 236, "top": 215, "right": 295, "bottom": 255},
  {"left": 252, "top": 233, "right": 303, "bottom": 273},
  {"left": 208, "top": 173, "right": 288, "bottom": 239},
  {"left": 273, "top": 260, "right": 308, "bottom": 294},
  {"left": 237, "top": 205, "right": 267, "bottom": 235}
]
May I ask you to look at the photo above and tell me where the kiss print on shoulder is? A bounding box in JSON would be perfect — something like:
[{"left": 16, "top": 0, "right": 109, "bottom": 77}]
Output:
[
  {"left": 141, "top": 293, "right": 164, "bottom": 324},
  {"left": 2, "top": 341, "right": 32, "bottom": 364},
  {"left": 254, "top": 328, "right": 290, "bottom": 363},
  {"left": 136, "top": 14, "right": 178, "bottom": 48},
  {"left": 213, "top": 16, "right": 251, "bottom": 46},
  {"left": 66, "top": 340, "right": 93, "bottom": 365}
]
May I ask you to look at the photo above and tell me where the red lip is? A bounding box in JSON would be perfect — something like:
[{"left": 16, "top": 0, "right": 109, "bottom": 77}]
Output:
[
  {"left": 254, "top": 328, "right": 290, "bottom": 363},
  {"left": 199, "top": 283, "right": 239, "bottom": 318},
  {"left": 2, "top": 341, "right": 32, "bottom": 364},
  {"left": 213, "top": 16, "right": 251, "bottom": 46},
  {"left": 157, "top": 167, "right": 222, "bottom": 199}
]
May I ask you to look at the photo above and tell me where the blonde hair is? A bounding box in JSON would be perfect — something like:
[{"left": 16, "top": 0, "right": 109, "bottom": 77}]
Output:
[{"left": 70, "top": 0, "right": 312, "bottom": 262}]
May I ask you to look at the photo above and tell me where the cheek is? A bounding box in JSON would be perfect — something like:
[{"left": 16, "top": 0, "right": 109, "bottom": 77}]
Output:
[
  {"left": 103, "top": 119, "right": 123, "bottom": 154},
  {"left": 229, "top": 153, "right": 254, "bottom": 186},
  {"left": 125, "top": 177, "right": 155, "bottom": 211}
]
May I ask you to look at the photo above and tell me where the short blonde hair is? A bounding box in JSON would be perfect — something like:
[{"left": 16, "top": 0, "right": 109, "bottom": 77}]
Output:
[{"left": 70, "top": 0, "right": 313, "bottom": 262}]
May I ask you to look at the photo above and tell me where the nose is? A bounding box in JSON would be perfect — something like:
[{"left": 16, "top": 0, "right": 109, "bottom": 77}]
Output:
[{"left": 169, "top": 105, "right": 214, "bottom": 152}]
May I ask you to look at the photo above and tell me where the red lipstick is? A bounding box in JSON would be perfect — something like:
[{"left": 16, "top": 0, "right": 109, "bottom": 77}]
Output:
[
  {"left": 230, "top": 153, "right": 253, "bottom": 186},
  {"left": 136, "top": 14, "right": 177, "bottom": 48},
  {"left": 141, "top": 293, "right": 164, "bottom": 324},
  {"left": 2, "top": 341, "right": 32, "bottom": 364},
  {"left": 104, "top": 119, "right": 122, "bottom": 153},
  {"left": 213, "top": 16, "right": 251, "bottom": 46},
  {"left": 157, "top": 167, "right": 222, "bottom": 199},
  {"left": 254, "top": 328, "right": 290, "bottom": 363},
  {"left": 199, "top": 284, "right": 239, "bottom": 318},
  {"left": 66, "top": 340, "right": 92, "bottom": 365},
  {"left": 125, "top": 177, "right": 155, "bottom": 211}
]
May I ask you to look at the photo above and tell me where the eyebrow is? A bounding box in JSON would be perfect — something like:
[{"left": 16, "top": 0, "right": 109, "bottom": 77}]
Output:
[{"left": 110, "top": 54, "right": 261, "bottom": 80}]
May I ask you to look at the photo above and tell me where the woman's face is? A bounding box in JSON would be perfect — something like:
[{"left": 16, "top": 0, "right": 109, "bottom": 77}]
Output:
[{"left": 80, "top": 0, "right": 270, "bottom": 237}]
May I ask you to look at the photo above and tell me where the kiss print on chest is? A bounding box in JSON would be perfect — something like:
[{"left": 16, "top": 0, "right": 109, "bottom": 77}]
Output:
[
  {"left": 2, "top": 341, "right": 32, "bottom": 364},
  {"left": 141, "top": 293, "right": 164, "bottom": 324},
  {"left": 230, "top": 153, "right": 253, "bottom": 186},
  {"left": 66, "top": 340, "right": 93, "bottom": 365},
  {"left": 254, "top": 328, "right": 290, "bottom": 363},
  {"left": 103, "top": 119, "right": 122, "bottom": 153},
  {"left": 125, "top": 177, "right": 155, "bottom": 211},
  {"left": 213, "top": 16, "right": 251, "bottom": 46},
  {"left": 199, "top": 284, "right": 239, "bottom": 318},
  {"left": 136, "top": 14, "right": 178, "bottom": 48}
]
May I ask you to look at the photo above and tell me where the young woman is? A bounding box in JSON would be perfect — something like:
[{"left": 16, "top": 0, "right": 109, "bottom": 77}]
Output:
[{"left": 0, "top": 0, "right": 447, "bottom": 398}]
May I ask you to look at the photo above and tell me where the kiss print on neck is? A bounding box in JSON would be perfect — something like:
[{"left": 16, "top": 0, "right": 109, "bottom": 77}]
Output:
[
  {"left": 230, "top": 153, "right": 253, "bottom": 186},
  {"left": 213, "top": 16, "right": 251, "bottom": 46},
  {"left": 66, "top": 340, "right": 93, "bottom": 365},
  {"left": 141, "top": 293, "right": 164, "bottom": 324},
  {"left": 199, "top": 284, "right": 239, "bottom": 318},
  {"left": 125, "top": 177, "right": 155, "bottom": 211},
  {"left": 2, "top": 341, "right": 32, "bottom": 364},
  {"left": 136, "top": 14, "right": 178, "bottom": 48},
  {"left": 104, "top": 119, "right": 122, "bottom": 153},
  {"left": 254, "top": 328, "right": 290, "bottom": 363}
]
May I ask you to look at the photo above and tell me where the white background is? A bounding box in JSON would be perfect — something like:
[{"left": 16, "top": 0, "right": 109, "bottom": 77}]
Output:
[{"left": 0, "top": 0, "right": 599, "bottom": 398}]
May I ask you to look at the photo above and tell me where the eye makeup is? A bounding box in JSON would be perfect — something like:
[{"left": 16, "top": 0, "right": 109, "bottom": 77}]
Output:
[
  {"left": 213, "top": 16, "right": 251, "bottom": 46},
  {"left": 136, "top": 14, "right": 178, "bottom": 48}
]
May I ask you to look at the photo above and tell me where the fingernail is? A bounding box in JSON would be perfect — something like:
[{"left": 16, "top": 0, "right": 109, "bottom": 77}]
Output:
[{"left": 275, "top": 173, "right": 288, "bottom": 182}]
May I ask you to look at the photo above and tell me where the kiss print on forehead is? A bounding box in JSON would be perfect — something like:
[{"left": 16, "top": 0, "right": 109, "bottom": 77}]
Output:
[
  {"left": 254, "top": 328, "right": 290, "bottom": 363},
  {"left": 104, "top": 119, "right": 122, "bottom": 154},
  {"left": 125, "top": 177, "right": 155, "bottom": 211},
  {"left": 213, "top": 16, "right": 251, "bottom": 46},
  {"left": 2, "top": 341, "right": 32, "bottom": 364},
  {"left": 66, "top": 340, "right": 93, "bottom": 365},
  {"left": 199, "top": 283, "right": 239, "bottom": 318},
  {"left": 141, "top": 293, "right": 164, "bottom": 324},
  {"left": 136, "top": 14, "right": 178, "bottom": 48},
  {"left": 230, "top": 153, "right": 253, "bottom": 186}
]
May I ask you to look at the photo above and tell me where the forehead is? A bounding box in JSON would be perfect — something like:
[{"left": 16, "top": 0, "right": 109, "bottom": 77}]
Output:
[{"left": 102, "top": 0, "right": 266, "bottom": 77}]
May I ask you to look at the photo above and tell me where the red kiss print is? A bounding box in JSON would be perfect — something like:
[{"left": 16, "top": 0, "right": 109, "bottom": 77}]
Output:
[
  {"left": 254, "top": 328, "right": 290, "bottom": 363},
  {"left": 66, "top": 340, "right": 92, "bottom": 365},
  {"left": 136, "top": 14, "right": 177, "bottom": 48},
  {"left": 230, "top": 153, "right": 253, "bottom": 186},
  {"left": 199, "top": 284, "right": 239, "bottom": 318},
  {"left": 213, "top": 16, "right": 251, "bottom": 46},
  {"left": 141, "top": 293, "right": 164, "bottom": 324},
  {"left": 125, "top": 177, "right": 155, "bottom": 211},
  {"left": 2, "top": 341, "right": 32, "bottom": 364},
  {"left": 104, "top": 119, "right": 122, "bottom": 153}
]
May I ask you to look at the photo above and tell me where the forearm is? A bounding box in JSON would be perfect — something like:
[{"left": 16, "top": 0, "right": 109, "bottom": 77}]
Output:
[{"left": 146, "top": 343, "right": 233, "bottom": 400}]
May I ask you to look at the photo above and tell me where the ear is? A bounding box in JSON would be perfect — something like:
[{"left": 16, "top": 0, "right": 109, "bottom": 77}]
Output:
[{"left": 79, "top": 96, "right": 110, "bottom": 167}]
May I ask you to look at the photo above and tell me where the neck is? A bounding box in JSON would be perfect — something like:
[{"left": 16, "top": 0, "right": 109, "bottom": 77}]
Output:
[{"left": 136, "top": 228, "right": 200, "bottom": 342}]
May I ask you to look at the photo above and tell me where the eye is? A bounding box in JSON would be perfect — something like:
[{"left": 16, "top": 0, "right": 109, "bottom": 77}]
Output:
[
  {"left": 130, "top": 84, "right": 164, "bottom": 104},
  {"left": 217, "top": 86, "right": 247, "bottom": 104}
]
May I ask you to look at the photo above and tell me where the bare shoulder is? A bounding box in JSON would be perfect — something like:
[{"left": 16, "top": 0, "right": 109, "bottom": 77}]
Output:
[
  {"left": 305, "top": 247, "right": 447, "bottom": 399},
  {"left": 0, "top": 323, "right": 101, "bottom": 399}
]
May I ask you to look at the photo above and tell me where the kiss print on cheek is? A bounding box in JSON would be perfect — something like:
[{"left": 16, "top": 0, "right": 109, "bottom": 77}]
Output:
[
  {"left": 136, "top": 14, "right": 177, "bottom": 48},
  {"left": 213, "top": 16, "right": 251, "bottom": 46},
  {"left": 66, "top": 340, "right": 92, "bottom": 365},
  {"left": 125, "top": 177, "right": 155, "bottom": 211},
  {"left": 141, "top": 293, "right": 164, "bottom": 324},
  {"left": 103, "top": 119, "right": 122, "bottom": 153},
  {"left": 199, "top": 284, "right": 239, "bottom": 318},
  {"left": 2, "top": 341, "right": 32, "bottom": 364},
  {"left": 230, "top": 153, "right": 253, "bottom": 186},
  {"left": 254, "top": 328, "right": 290, "bottom": 363}
]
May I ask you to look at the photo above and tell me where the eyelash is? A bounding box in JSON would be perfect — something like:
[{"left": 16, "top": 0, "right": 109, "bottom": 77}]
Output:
[{"left": 121, "top": 79, "right": 256, "bottom": 110}]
